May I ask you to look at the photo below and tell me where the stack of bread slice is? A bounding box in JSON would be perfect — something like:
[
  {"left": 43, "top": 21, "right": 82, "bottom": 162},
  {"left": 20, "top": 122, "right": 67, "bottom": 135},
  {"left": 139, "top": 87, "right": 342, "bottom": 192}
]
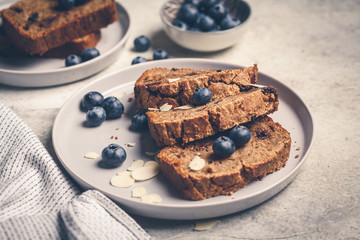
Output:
[
  {"left": 0, "top": 0, "right": 118, "bottom": 58},
  {"left": 136, "top": 65, "right": 291, "bottom": 200}
]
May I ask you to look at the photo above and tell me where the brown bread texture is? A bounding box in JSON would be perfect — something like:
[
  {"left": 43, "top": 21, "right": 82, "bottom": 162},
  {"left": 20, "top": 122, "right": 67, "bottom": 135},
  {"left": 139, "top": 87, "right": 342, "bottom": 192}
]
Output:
[
  {"left": 134, "top": 65, "right": 258, "bottom": 109},
  {"left": 147, "top": 87, "right": 279, "bottom": 147},
  {"left": 158, "top": 116, "right": 291, "bottom": 200},
  {"left": 1, "top": 0, "right": 117, "bottom": 55}
]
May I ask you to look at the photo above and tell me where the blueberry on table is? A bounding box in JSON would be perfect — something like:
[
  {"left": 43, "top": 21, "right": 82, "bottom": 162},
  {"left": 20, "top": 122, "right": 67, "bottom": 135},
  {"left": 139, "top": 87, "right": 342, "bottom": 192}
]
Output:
[
  {"left": 196, "top": 15, "right": 217, "bottom": 32},
  {"left": 65, "top": 54, "right": 82, "bottom": 67},
  {"left": 153, "top": 49, "right": 169, "bottom": 60},
  {"left": 212, "top": 136, "right": 235, "bottom": 158},
  {"left": 86, "top": 106, "right": 106, "bottom": 127},
  {"left": 172, "top": 19, "right": 188, "bottom": 31},
  {"left": 220, "top": 14, "right": 241, "bottom": 30},
  {"left": 192, "top": 87, "right": 212, "bottom": 106},
  {"left": 178, "top": 3, "right": 199, "bottom": 25},
  {"left": 101, "top": 96, "right": 124, "bottom": 119},
  {"left": 80, "top": 47, "right": 100, "bottom": 62},
  {"left": 101, "top": 144, "right": 127, "bottom": 168},
  {"left": 208, "top": 3, "right": 227, "bottom": 22},
  {"left": 131, "top": 56, "right": 147, "bottom": 65},
  {"left": 59, "top": 0, "right": 75, "bottom": 10},
  {"left": 81, "top": 91, "right": 104, "bottom": 111},
  {"left": 229, "top": 125, "right": 251, "bottom": 147},
  {"left": 131, "top": 113, "right": 148, "bottom": 131},
  {"left": 134, "top": 35, "right": 151, "bottom": 52}
]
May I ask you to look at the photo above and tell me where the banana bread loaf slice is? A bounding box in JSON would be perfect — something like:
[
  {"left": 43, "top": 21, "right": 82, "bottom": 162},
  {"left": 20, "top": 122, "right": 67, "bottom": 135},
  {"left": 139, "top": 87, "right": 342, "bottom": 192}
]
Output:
[
  {"left": 158, "top": 116, "right": 291, "bottom": 200},
  {"left": 1, "top": 0, "right": 117, "bottom": 55},
  {"left": 147, "top": 87, "right": 279, "bottom": 147},
  {"left": 134, "top": 65, "right": 258, "bottom": 109}
]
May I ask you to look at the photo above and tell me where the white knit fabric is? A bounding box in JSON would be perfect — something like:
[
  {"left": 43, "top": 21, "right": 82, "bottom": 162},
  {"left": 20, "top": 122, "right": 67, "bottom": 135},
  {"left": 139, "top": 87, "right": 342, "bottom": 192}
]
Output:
[{"left": 0, "top": 101, "right": 151, "bottom": 240}]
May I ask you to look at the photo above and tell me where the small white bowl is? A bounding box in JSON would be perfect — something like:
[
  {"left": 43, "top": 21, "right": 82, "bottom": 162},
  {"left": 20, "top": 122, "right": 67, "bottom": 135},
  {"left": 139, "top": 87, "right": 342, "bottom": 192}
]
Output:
[{"left": 160, "top": 0, "right": 251, "bottom": 52}]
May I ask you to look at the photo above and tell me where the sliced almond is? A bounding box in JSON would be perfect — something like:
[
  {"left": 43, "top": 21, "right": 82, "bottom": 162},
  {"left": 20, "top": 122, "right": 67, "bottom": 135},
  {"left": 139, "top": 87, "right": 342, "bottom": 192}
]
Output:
[
  {"left": 131, "top": 187, "right": 147, "bottom": 198},
  {"left": 159, "top": 103, "right": 172, "bottom": 112},
  {"left": 127, "top": 160, "right": 144, "bottom": 171},
  {"left": 84, "top": 152, "right": 99, "bottom": 159},
  {"left": 141, "top": 194, "right": 162, "bottom": 203},
  {"left": 189, "top": 156, "right": 206, "bottom": 171},
  {"left": 110, "top": 174, "right": 135, "bottom": 188},
  {"left": 148, "top": 107, "right": 159, "bottom": 111},
  {"left": 174, "top": 105, "right": 193, "bottom": 110},
  {"left": 194, "top": 220, "right": 220, "bottom": 231},
  {"left": 131, "top": 164, "right": 160, "bottom": 181},
  {"left": 144, "top": 161, "right": 159, "bottom": 168},
  {"left": 126, "top": 142, "right": 136, "bottom": 147},
  {"left": 116, "top": 171, "right": 132, "bottom": 177},
  {"left": 145, "top": 151, "right": 157, "bottom": 157},
  {"left": 168, "top": 77, "right": 180, "bottom": 83}
]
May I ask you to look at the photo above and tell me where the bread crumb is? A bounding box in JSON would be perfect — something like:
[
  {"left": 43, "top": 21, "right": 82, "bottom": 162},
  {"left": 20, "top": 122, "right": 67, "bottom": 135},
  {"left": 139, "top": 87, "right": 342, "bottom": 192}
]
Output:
[{"left": 295, "top": 154, "right": 300, "bottom": 158}]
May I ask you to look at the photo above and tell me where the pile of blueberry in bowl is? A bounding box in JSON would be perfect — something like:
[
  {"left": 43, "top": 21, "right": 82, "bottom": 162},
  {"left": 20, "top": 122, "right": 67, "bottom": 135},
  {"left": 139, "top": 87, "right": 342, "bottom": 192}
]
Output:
[{"left": 160, "top": 0, "right": 251, "bottom": 52}]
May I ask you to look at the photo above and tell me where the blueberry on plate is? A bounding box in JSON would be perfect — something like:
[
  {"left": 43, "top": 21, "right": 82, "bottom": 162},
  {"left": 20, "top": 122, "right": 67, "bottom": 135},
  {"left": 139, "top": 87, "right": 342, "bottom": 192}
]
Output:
[
  {"left": 131, "top": 113, "right": 148, "bottom": 131},
  {"left": 220, "top": 14, "right": 241, "bottom": 30},
  {"left": 65, "top": 54, "right": 82, "bottom": 67},
  {"left": 178, "top": 3, "right": 199, "bottom": 25},
  {"left": 86, "top": 106, "right": 106, "bottom": 127},
  {"left": 212, "top": 136, "right": 235, "bottom": 158},
  {"left": 172, "top": 19, "right": 188, "bottom": 30},
  {"left": 81, "top": 91, "right": 104, "bottom": 111},
  {"left": 197, "top": 15, "right": 217, "bottom": 32},
  {"left": 153, "top": 49, "right": 169, "bottom": 60},
  {"left": 59, "top": 0, "right": 75, "bottom": 10},
  {"left": 80, "top": 47, "right": 100, "bottom": 62},
  {"left": 131, "top": 56, "right": 147, "bottom": 65},
  {"left": 134, "top": 35, "right": 151, "bottom": 52},
  {"left": 101, "top": 144, "right": 127, "bottom": 168},
  {"left": 192, "top": 87, "right": 212, "bottom": 106},
  {"left": 208, "top": 3, "right": 227, "bottom": 22},
  {"left": 101, "top": 96, "right": 124, "bottom": 119},
  {"left": 229, "top": 125, "right": 251, "bottom": 147}
]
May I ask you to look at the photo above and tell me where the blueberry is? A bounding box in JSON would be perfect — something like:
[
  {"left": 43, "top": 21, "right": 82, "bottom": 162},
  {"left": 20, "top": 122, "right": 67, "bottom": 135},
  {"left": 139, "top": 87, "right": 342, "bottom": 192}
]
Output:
[
  {"left": 212, "top": 136, "right": 235, "bottom": 158},
  {"left": 59, "top": 0, "right": 75, "bottom": 10},
  {"left": 178, "top": 3, "right": 199, "bottom": 25},
  {"left": 184, "top": 0, "right": 201, "bottom": 7},
  {"left": 86, "top": 106, "right": 106, "bottom": 127},
  {"left": 208, "top": 3, "right": 227, "bottom": 22},
  {"left": 229, "top": 125, "right": 251, "bottom": 147},
  {"left": 196, "top": 15, "right": 217, "bottom": 32},
  {"left": 220, "top": 14, "right": 241, "bottom": 30},
  {"left": 131, "top": 113, "right": 148, "bottom": 131},
  {"left": 134, "top": 35, "right": 151, "bottom": 52},
  {"left": 172, "top": 19, "right": 188, "bottom": 30},
  {"left": 101, "top": 96, "right": 124, "bottom": 119},
  {"left": 198, "top": 0, "right": 219, "bottom": 13},
  {"left": 80, "top": 47, "right": 100, "bottom": 62},
  {"left": 131, "top": 56, "right": 147, "bottom": 65},
  {"left": 192, "top": 87, "right": 212, "bottom": 106},
  {"left": 153, "top": 49, "right": 169, "bottom": 60},
  {"left": 65, "top": 54, "right": 82, "bottom": 67},
  {"left": 101, "top": 144, "right": 127, "bottom": 168},
  {"left": 81, "top": 91, "right": 104, "bottom": 111}
]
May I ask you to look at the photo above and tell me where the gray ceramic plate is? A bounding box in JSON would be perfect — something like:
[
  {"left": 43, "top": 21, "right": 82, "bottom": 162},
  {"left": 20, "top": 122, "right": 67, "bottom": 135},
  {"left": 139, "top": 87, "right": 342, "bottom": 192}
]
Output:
[
  {"left": 0, "top": 1, "right": 131, "bottom": 87},
  {"left": 52, "top": 58, "right": 314, "bottom": 220}
]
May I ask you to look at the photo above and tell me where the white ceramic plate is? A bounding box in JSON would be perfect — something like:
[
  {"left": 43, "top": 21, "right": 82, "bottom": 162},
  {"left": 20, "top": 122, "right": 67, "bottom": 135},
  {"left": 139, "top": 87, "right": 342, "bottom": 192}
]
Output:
[
  {"left": 52, "top": 58, "right": 314, "bottom": 220},
  {"left": 0, "top": 1, "right": 131, "bottom": 87}
]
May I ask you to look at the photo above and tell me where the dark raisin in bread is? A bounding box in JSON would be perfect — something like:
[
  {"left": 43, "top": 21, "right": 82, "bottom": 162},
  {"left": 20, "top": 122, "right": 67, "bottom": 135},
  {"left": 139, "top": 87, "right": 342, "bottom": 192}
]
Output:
[
  {"left": 158, "top": 116, "right": 291, "bottom": 200},
  {"left": 147, "top": 87, "right": 279, "bottom": 147},
  {"left": 1, "top": 0, "right": 117, "bottom": 55},
  {"left": 134, "top": 65, "right": 258, "bottom": 109}
]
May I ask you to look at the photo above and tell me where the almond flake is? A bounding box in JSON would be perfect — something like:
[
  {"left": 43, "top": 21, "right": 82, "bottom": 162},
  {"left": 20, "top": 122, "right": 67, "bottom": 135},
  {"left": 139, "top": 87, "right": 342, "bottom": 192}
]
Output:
[
  {"left": 127, "top": 160, "right": 144, "bottom": 171},
  {"left": 84, "top": 152, "right": 99, "bottom": 159},
  {"left": 141, "top": 194, "right": 162, "bottom": 203},
  {"left": 148, "top": 108, "right": 159, "bottom": 111},
  {"left": 126, "top": 142, "right": 136, "bottom": 147},
  {"left": 145, "top": 151, "right": 157, "bottom": 156},
  {"left": 189, "top": 156, "right": 206, "bottom": 171},
  {"left": 194, "top": 220, "right": 220, "bottom": 231},
  {"left": 116, "top": 171, "right": 132, "bottom": 177},
  {"left": 168, "top": 77, "right": 180, "bottom": 83},
  {"left": 131, "top": 164, "right": 160, "bottom": 181},
  {"left": 174, "top": 105, "right": 193, "bottom": 110},
  {"left": 144, "top": 161, "right": 159, "bottom": 168},
  {"left": 159, "top": 103, "right": 172, "bottom": 112},
  {"left": 110, "top": 174, "right": 135, "bottom": 188},
  {"left": 131, "top": 187, "right": 147, "bottom": 198}
]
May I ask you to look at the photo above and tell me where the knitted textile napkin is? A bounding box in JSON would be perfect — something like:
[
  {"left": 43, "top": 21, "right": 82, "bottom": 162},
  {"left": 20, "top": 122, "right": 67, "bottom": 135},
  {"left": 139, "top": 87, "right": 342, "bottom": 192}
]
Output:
[{"left": 0, "top": 101, "right": 151, "bottom": 240}]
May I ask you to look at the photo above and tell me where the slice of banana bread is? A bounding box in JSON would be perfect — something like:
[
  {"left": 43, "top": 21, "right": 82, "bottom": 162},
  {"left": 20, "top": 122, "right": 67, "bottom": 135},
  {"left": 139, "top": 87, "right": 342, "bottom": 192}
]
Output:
[
  {"left": 158, "top": 116, "right": 291, "bottom": 200},
  {"left": 1, "top": 0, "right": 117, "bottom": 55},
  {"left": 147, "top": 87, "right": 279, "bottom": 147},
  {"left": 134, "top": 65, "right": 258, "bottom": 109}
]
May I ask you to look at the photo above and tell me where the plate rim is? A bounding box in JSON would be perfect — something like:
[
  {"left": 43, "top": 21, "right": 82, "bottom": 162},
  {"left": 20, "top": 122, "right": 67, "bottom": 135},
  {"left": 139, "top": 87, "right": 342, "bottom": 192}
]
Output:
[{"left": 52, "top": 58, "right": 314, "bottom": 219}]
